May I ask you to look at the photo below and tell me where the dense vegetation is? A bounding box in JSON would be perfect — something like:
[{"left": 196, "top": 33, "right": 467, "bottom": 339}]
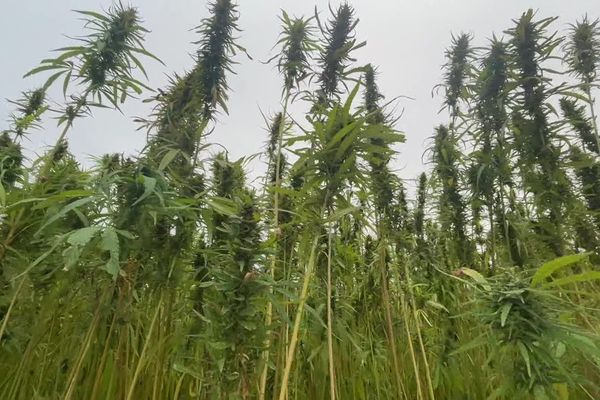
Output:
[{"left": 1, "top": 2, "right": 600, "bottom": 399}]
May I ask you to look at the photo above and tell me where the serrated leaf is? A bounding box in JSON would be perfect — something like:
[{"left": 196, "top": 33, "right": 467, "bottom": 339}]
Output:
[
  {"left": 43, "top": 70, "right": 65, "bottom": 90},
  {"left": 461, "top": 268, "right": 491, "bottom": 291},
  {"left": 517, "top": 341, "right": 531, "bottom": 378},
  {"left": 426, "top": 300, "right": 449, "bottom": 313},
  {"left": 326, "top": 206, "right": 358, "bottom": 222},
  {"left": 564, "top": 333, "right": 600, "bottom": 356},
  {"left": 132, "top": 175, "right": 157, "bottom": 206},
  {"left": 36, "top": 196, "right": 95, "bottom": 235},
  {"left": 449, "top": 333, "right": 487, "bottom": 356},
  {"left": 74, "top": 10, "right": 111, "bottom": 22},
  {"left": 158, "top": 149, "right": 180, "bottom": 171},
  {"left": 206, "top": 197, "right": 238, "bottom": 216},
  {"left": 542, "top": 271, "right": 600, "bottom": 288},
  {"left": 67, "top": 226, "right": 100, "bottom": 247},
  {"left": 324, "top": 120, "right": 358, "bottom": 151},
  {"left": 500, "top": 303, "right": 512, "bottom": 327},
  {"left": 23, "top": 64, "right": 66, "bottom": 78},
  {"left": 63, "top": 69, "right": 72, "bottom": 96},
  {"left": 558, "top": 90, "right": 590, "bottom": 103},
  {"left": 32, "top": 190, "right": 95, "bottom": 210},
  {"left": 100, "top": 227, "right": 119, "bottom": 253},
  {"left": 62, "top": 246, "right": 82, "bottom": 269},
  {"left": 531, "top": 253, "right": 590, "bottom": 287},
  {"left": 14, "top": 237, "right": 64, "bottom": 280},
  {"left": 104, "top": 257, "right": 120, "bottom": 278}
]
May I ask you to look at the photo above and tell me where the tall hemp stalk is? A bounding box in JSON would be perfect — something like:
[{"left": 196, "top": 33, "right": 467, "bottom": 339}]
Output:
[
  {"left": 469, "top": 38, "right": 511, "bottom": 269},
  {"left": 506, "top": 10, "right": 570, "bottom": 257},
  {"left": 564, "top": 17, "right": 600, "bottom": 148},
  {"left": 437, "top": 33, "right": 474, "bottom": 268},
  {"left": 562, "top": 17, "right": 600, "bottom": 233},
  {"left": 259, "top": 11, "right": 316, "bottom": 399},
  {"left": 279, "top": 4, "right": 364, "bottom": 399},
  {"left": 362, "top": 63, "right": 410, "bottom": 398}
]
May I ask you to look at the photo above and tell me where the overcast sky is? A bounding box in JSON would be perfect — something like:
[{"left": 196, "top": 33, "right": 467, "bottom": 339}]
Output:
[{"left": 1, "top": 0, "right": 599, "bottom": 191}]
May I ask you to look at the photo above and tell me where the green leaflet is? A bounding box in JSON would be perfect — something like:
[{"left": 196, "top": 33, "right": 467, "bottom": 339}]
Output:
[{"left": 531, "top": 253, "right": 590, "bottom": 287}]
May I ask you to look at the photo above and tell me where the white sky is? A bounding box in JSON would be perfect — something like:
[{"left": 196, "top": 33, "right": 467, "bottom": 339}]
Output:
[{"left": 1, "top": 0, "right": 599, "bottom": 192}]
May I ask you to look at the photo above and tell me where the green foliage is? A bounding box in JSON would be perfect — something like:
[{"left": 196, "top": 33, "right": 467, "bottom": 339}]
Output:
[
  {"left": 315, "top": 3, "right": 365, "bottom": 102},
  {"left": 194, "top": 0, "right": 242, "bottom": 119},
  {"left": 0, "top": 133, "right": 23, "bottom": 187},
  {"left": 26, "top": 4, "right": 156, "bottom": 107},
  {"left": 441, "top": 33, "right": 474, "bottom": 115},
  {"left": 564, "top": 16, "right": 600, "bottom": 82},
  {"left": 1, "top": 4, "right": 600, "bottom": 400},
  {"left": 432, "top": 125, "right": 471, "bottom": 266},
  {"left": 463, "top": 263, "right": 600, "bottom": 397},
  {"left": 273, "top": 11, "right": 318, "bottom": 93}
]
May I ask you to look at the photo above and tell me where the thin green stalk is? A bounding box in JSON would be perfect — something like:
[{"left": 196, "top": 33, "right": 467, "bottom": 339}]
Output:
[
  {"left": 0, "top": 275, "right": 25, "bottom": 343},
  {"left": 378, "top": 235, "right": 403, "bottom": 399},
  {"left": 0, "top": 209, "right": 24, "bottom": 262},
  {"left": 63, "top": 291, "right": 106, "bottom": 400},
  {"left": 381, "top": 267, "right": 402, "bottom": 397},
  {"left": 584, "top": 83, "right": 600, "bottom": 153},
  {"left": 400, "top": 293, "right": 423, "bottom": 400},
  {"left": 489, "top": 205, "right": 496, "bottom": 270},
  {"left": 326, "top": 225, "right": 336, "bottom": 400},
  {"left": 259, "top": 91, "right": 290, "bottom": 400},
  {"left": 125, "top": 291, "right": 163, "bottom": 400},
  {"left": 403, "top": 262, "right": 435, "bottom": 400},
  {"left": 90, "top": 309, "right": 118, "bottom": 400},
  {"left": 278, "top": 235, "right": 319, "bottom": 400}
]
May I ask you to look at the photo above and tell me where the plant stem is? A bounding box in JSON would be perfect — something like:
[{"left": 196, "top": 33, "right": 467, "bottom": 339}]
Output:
[
  {"left": 126, "top": 291, "right": 163, "bottom": 400},
  {"left": 326, "top": 225, "right": 336, "bottom": 400},
  {"left": 584, "top": 83, "right": 600, "bottom": 154},
  {"left": 63, "top": 290, "right": 106, "bottom": 400},
  {"left": 379, "top": 237, "right": 403, "bottom": 399},
  {"left": 400, "top": 293, "right": 423, "bottom": 400},
  {"left": 0, "top": 275, "right": 26, "bottom": 342},
  {"left": 404, "top": 262, "right": 435, "bottom": 400},
  {"left": 259, "top": 90, "right": 290, "bottom": 400},
  {"left": 278, "top": 235, "right": 319, "bottom": 400}
]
